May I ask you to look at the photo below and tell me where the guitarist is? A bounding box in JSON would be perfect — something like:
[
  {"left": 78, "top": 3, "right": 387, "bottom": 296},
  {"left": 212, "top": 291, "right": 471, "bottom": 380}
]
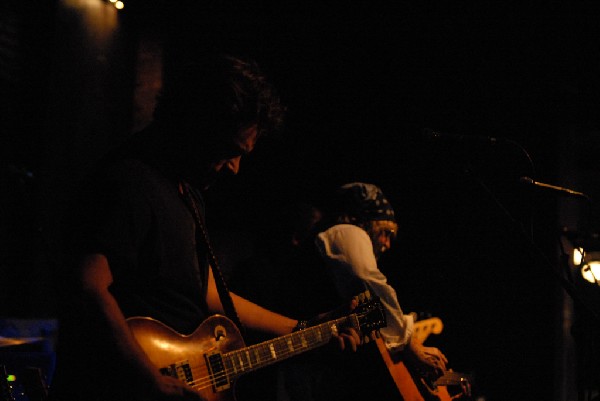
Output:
[
  {"left": 306, "top": 182, "right": 449, "bottom": 400},
  {"left": 49, "top": 54, "right": 362, "bottom": 401}
]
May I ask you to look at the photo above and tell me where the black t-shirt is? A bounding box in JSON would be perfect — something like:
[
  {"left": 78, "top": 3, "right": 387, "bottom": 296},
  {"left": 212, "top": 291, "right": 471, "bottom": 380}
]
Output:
[
  {"left": 69, "top": 157, "right": 209, "bottom": 332},
  {"left": 51, "top": 156, "right": 209, "bottom": 400}
]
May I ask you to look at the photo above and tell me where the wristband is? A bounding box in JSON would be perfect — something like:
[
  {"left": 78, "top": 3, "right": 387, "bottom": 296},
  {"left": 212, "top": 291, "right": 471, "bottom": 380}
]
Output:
[{"left": 293, "top": 320, "right": 308, "bottom": 332}]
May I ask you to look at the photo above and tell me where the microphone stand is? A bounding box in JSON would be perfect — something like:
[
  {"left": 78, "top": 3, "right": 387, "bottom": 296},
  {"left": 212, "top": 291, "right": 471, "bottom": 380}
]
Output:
[
  {"left": 465, "top": 169, "right": 597, "bottom": 316},
  {"left": 459, "top": 150, "right": 599, "bottom": 401}
]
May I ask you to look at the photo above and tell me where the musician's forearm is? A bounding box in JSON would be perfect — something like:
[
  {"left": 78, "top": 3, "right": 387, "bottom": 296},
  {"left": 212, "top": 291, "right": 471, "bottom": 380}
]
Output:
[
  {"left": 205, "top": 267, "right": 298, "bottom": 336},
  {"left": 78, "top": 254, "right": 163, "bottom": 382},
  {"left": 230, "top": 291, "right": 298, "bottom": 335}
]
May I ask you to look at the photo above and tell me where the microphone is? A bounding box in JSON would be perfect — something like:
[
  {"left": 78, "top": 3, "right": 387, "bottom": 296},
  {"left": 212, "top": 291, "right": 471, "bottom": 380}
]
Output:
[
  {"left": 519, "top": 176, "right": 590, "bottom": 199},
  {"left": 422, "top": 128, "right": 502, "bottom": 145}
]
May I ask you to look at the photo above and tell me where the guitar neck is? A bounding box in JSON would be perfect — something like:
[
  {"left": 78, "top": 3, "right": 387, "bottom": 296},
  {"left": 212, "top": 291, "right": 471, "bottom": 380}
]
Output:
[{"left": 222, "top": 315, "right": 353, "bottom": 378}]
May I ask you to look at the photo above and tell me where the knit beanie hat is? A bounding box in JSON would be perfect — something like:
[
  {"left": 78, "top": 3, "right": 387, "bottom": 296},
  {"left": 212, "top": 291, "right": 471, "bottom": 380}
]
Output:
[{"left": 336, "top": 182, "right": 396, "bottom": 223}]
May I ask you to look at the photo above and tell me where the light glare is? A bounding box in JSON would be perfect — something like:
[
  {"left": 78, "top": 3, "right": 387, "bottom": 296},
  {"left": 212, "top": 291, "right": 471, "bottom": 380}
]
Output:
[
  {"left": 581, "top": 262, "right": 600, "bottom": 284},
  {"left": 573, "top": 247, "right": 584, "bottom": 266}
]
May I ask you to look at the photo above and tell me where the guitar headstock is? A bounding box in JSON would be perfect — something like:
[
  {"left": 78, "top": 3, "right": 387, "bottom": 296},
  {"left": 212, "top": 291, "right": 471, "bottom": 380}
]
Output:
[
  {"left": 412, "top": 316, "right": 444, "bottom": 344},
  {"left": 353, "top": 291, "right": 386, "bottom": 335}
]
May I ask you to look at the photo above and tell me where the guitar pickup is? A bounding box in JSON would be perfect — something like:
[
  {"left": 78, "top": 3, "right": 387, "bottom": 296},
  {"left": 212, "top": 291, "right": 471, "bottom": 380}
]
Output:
[
  {"left": 205, "top": 351, "right": 231, "bottom": 392},
  {"left": 159, "top": 360, "right": 193, "bottom": 384}
]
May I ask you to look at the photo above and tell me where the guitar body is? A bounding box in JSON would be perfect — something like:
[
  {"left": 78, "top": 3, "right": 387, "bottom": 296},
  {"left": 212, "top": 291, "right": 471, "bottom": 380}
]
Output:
[
  {"left": 128, "top": 315, "right": 245, "bottom": 401},
  {"left": 375, "top": 338, "right": 452, "bottom": 401},
  {"left": 374, "top": 317, "right": 473, "bottom": 400}
]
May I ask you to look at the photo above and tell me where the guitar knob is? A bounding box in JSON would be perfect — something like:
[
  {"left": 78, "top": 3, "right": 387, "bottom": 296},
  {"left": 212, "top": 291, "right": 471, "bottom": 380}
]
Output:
[{"left": 214, "top": 325, "right": 227, "bottom": 341}]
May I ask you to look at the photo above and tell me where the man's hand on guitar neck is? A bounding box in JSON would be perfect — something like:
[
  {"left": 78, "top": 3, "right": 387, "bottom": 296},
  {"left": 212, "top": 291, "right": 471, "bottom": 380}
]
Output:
[
  {"left": 333, "top": 298, "right": 363, "bottom": 352},
  {"left": 307, "top": 297, "right": 379, "bottom": 352},
  {"left": 406, "top": 336, "right": 448, "bottom": 377}
]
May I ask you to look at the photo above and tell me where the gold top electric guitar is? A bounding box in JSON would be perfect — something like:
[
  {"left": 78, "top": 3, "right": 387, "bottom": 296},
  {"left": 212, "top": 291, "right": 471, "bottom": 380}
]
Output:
[{"left": 128, "top": 297, "right": 385, "bottom": 401}]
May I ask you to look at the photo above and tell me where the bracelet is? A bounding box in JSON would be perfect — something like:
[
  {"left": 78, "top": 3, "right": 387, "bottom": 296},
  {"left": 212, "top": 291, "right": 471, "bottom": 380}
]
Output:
[{"left": 293, "top": 320, "right": 308, "bottom": 332}]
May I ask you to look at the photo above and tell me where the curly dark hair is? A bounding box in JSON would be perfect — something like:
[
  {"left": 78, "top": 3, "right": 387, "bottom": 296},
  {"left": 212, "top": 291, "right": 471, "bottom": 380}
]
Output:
[{"left": 153, "top": 54, "right": 285, "bottom": 142}]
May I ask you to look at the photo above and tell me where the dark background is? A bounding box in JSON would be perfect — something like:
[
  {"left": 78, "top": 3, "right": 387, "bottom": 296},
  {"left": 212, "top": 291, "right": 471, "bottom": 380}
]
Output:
[{"left": 2, "top": 1, "right": 600, "bottom": 400}]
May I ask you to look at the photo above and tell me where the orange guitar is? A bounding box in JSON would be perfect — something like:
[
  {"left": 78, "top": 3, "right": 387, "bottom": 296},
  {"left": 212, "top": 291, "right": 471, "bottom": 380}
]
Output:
[
  {"left": 128, "top": 298, "right": 385, "bottom": 401},
  {"left": 375, "top": 316, "right": 472, "bottom": 400}
]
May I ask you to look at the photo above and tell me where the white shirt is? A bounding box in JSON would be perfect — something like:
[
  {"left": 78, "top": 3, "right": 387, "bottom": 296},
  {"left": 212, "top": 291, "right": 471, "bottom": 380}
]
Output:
[{"left": 316, "top": 224, "right": 414, "bottom": 352}]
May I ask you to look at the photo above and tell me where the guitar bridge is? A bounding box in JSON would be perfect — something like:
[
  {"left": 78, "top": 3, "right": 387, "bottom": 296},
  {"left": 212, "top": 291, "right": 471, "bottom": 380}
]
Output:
[
  {"left": 159, "top": 360, "right": 193, "bottom": 384},
  {"left": 205, "top": 351, "right": 231, "bottom": 392}
]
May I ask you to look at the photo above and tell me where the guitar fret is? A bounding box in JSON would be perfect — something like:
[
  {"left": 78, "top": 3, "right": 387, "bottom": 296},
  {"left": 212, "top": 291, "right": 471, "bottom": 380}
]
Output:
[
  {"left": 252, "top": 347, "right": 260, "bottom": 365},
  {"left": 225, "top": 353, "right": 236, "bottom": 376},
  {"left": 256, "top": 343, "right": 269, "bottom": 363},
  {"left": 258, "top": 343, "right": 269, "bottom": 363},
  {"left": 291, "top": 332, "right": 305, "bottom": 350},
  {"left": 244, "top": 350, "right": 252, "bottom": 369},
  {"left": 315, "top": 326, "right": 323, "bottom": 342},
  {"left": 299, "top": 332, "right": 308, "bottom": 348},
  {"left": 312, "top": 325, "right": 322, "bottom": 344},
  {"left": 277, "top": 337, "right": 289, "bottom": 355},
  {"left": 236, "top": 354, "right": 245, "bottom": 372},
  {"left": 269, "top": 343, "right": 277, "bottom": 360}
]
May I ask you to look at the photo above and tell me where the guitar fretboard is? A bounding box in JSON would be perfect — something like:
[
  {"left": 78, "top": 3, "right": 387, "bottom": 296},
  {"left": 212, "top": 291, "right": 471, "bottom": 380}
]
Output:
[{"left": 222, "top": 316, "right": 351, "bottom": 378}]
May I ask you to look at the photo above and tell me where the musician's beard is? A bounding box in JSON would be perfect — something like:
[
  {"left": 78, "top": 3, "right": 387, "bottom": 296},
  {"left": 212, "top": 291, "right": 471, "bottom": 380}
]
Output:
[
  {"left": 365, "top": 227, "right": 388, "bottom": 260},
  {"left": 373, "top": 245, "right": 387, "bottom": 260}
]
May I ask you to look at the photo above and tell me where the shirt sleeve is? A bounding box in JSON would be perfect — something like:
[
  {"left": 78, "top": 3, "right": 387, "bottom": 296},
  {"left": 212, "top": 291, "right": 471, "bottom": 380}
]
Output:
[
  {"left": 67, "top": 160, "right": 153, "bottom": 277},
  {"left": 315, "top": 224, "right": 414, "bottom": 352}
]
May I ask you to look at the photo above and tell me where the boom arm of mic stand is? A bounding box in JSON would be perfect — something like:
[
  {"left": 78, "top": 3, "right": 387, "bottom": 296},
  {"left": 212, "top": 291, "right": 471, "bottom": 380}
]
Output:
[{"left": 466, "top": 167, "right": 600, "bottom": 323}]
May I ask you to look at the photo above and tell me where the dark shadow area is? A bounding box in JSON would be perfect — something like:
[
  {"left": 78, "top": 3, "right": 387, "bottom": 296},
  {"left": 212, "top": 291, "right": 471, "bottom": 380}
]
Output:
[{"left": 1, "top": 2, "right": 599, "bottom": 400}]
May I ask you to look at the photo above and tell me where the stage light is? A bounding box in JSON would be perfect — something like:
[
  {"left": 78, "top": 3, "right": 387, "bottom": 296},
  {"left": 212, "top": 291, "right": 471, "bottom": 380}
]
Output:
[
  {"left": 103, "top": 0, "right": 124, "bottom": 10},
  {"left": 581, "top": 259, "right": 600, "bottom": 285},
  {"left": 572, "top": 247, "right": 600, "bottom": 285},
  {"left": 573, "top": 247, "right": 584, "bottom": 266}
]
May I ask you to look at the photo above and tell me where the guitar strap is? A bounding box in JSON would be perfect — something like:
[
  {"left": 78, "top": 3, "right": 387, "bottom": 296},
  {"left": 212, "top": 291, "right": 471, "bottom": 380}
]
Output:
[{"left": 178, "top": 181, "right": 246, "bottom": 338}]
